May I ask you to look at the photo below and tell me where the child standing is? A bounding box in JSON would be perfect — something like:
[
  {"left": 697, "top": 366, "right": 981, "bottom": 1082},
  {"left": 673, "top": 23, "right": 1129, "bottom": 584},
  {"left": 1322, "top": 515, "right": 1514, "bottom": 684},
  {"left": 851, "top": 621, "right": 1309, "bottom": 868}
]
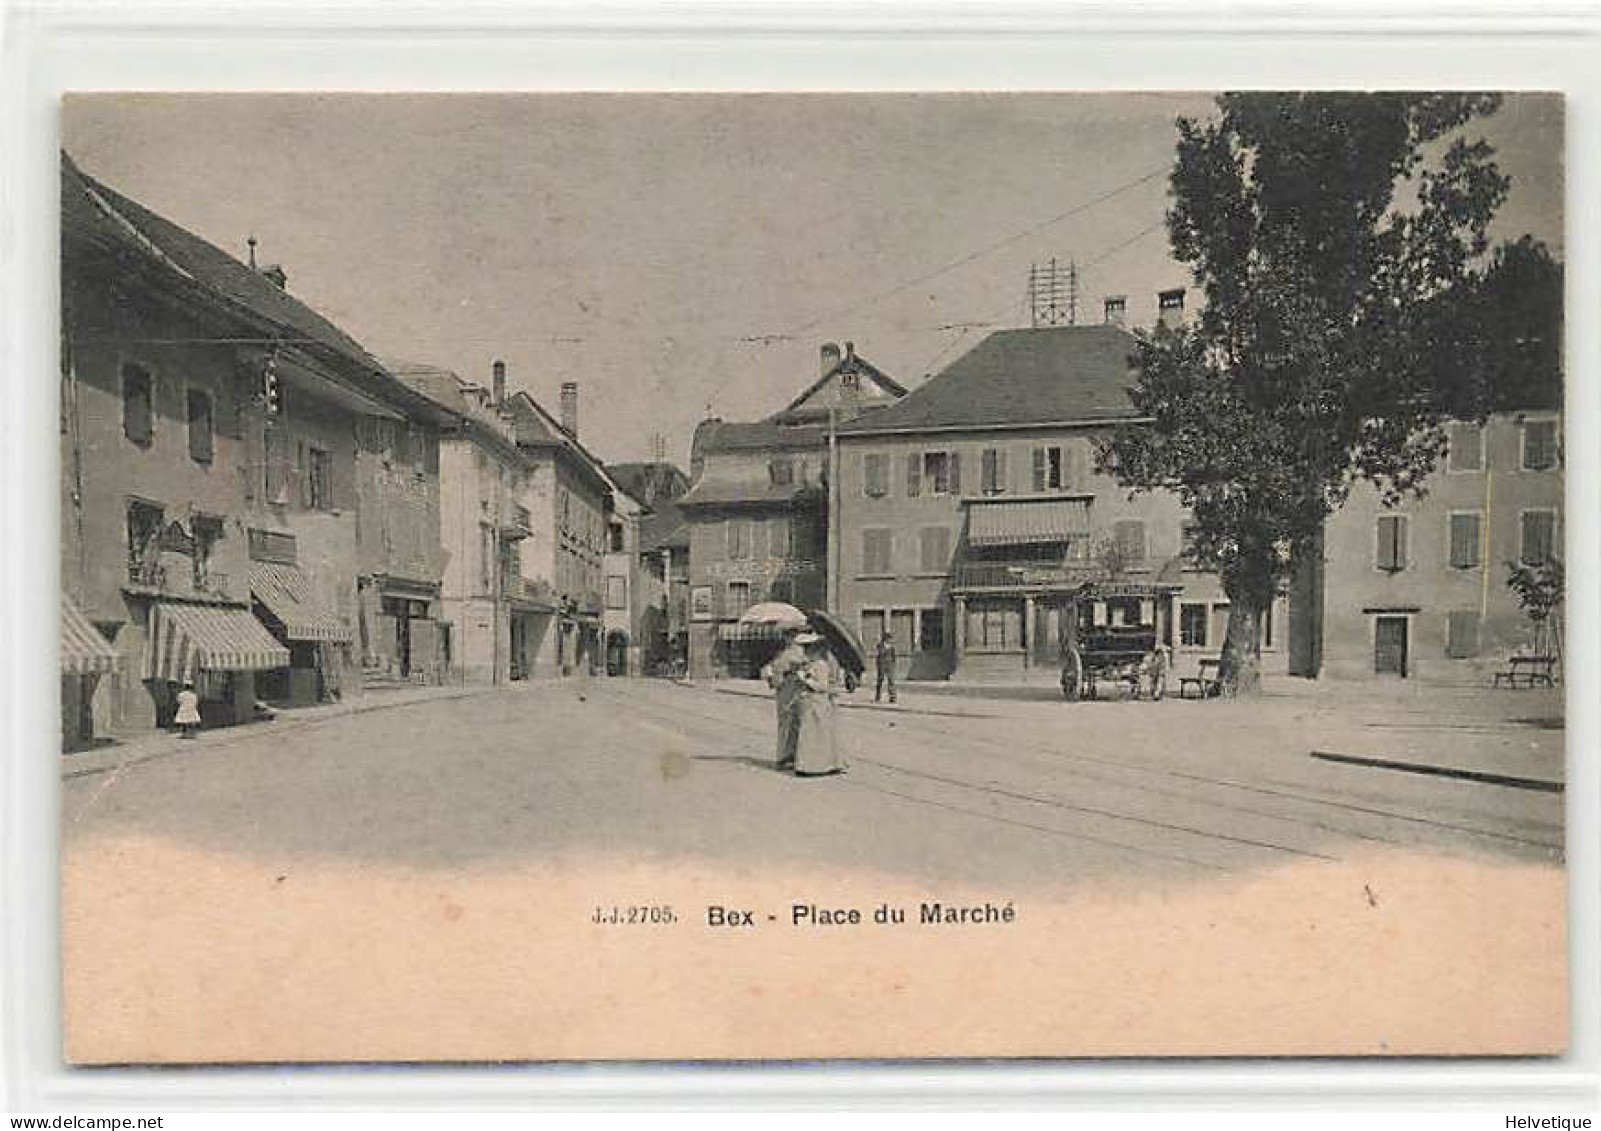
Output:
[{"left": 174, "top": 678, "right": 202, "bottom": 739}]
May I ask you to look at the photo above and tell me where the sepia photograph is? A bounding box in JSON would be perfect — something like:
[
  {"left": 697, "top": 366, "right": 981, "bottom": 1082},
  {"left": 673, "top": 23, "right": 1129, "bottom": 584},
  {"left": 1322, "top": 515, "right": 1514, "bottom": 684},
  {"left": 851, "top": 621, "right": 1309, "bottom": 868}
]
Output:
[{"left": 54, "top": 91, "right": 1567, "bottom": 1063}]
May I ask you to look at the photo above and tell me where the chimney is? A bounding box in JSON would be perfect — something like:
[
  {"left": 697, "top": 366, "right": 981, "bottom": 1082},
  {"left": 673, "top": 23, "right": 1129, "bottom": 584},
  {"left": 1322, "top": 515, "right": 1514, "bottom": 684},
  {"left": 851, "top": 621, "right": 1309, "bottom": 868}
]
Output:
[
  {"left": 1157, "top": 288, "right": 1186, "bottom": 331},
  {"left": 1103, "top": 295, "right": 1127, "bottom": 327},
  {"left": 261, "top": 264, "right": 287, "bottom": 290},
  {"left": 560, "top": 381, "right": 579, "bottom": 437},
  {"left": 491, "top": 359, "right": 506, "bottom": 406},
  {"left": 820, "top": 342, "right": 842, "bottom": 376},
  {"left": 844, "top": 341, "right": 856, "bottom": 361}
]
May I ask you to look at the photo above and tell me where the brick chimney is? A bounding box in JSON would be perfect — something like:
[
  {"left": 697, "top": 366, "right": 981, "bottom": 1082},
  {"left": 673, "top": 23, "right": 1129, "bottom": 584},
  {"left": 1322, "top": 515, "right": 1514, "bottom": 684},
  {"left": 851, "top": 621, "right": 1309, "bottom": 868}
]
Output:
[
  {"left": 492, "top": 359, "right": 506, "bottom": 406},
  {"left": 560, "top": 381, "right": 579, "bottom": 437},
  {"left": 820, "top": 342, "right": 842, "bottom": 376},
  {"left": 1157, "top": 288, "right": 1186, "bottom": 331},
  {"left": 1103, "top": 295, "right": 1127, "bottom": 326}
]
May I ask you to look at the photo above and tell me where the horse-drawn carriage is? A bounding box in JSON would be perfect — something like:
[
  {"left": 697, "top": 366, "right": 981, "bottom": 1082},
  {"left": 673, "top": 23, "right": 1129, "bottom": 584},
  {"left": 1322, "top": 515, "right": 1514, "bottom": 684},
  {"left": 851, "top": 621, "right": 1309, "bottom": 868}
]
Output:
[{"left": 1058, "top": 581, "right": 1176, "bottom": 702}]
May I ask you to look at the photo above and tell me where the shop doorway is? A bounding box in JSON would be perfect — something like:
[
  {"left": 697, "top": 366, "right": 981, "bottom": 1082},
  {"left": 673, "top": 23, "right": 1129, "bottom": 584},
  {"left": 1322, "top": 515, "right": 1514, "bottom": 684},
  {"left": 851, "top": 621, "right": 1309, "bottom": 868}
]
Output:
[{"left": 1374, "top": 615, "right": 1409, "bottom": 677}]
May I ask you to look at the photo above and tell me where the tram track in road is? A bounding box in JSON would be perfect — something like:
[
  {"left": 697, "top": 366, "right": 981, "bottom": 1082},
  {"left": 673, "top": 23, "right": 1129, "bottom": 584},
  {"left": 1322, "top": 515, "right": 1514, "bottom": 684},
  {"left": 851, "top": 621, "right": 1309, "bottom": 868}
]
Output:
[
  {"left": 597, "top": 682, "right": 1345, "bottom": 872},
  {"left": 612, "top": 680, "right": 1561, "bottom": 862}
]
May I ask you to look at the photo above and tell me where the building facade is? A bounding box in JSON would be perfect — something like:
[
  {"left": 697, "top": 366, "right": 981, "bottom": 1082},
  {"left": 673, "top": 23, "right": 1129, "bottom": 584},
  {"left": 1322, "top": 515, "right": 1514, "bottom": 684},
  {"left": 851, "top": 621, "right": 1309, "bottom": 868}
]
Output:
[
  {"left": 602, "top": 482, "right": 645, "bottom": 676},
  {"left": 391, "top": 359, "right": 542, "bottom": 686},
  {"left": 60, "top": 154, "right": 450, "bottom": 743},
  {"left": 608, "top": 462, "right": 692, "bottom": 676},
  {"left": 834, "top": 320, "right": 1289, "bottom": 685},
  {"left": 680, "top": 343, "right": 905, "bottom": 678},
  {"left": 504, "top": 384, "right": 614, "bottom": 677},
  {"left": 1312, "top": 411, "right": 1564, "bottom": 682}
]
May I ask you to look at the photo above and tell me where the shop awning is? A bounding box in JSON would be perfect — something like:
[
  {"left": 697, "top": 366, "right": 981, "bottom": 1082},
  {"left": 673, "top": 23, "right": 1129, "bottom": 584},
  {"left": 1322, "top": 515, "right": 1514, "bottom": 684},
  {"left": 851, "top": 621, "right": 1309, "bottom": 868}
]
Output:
[
  {"left": 61, "top": 597, "right": 120, "bottom": 676},
  {"left": 143, "top": 601, "right": 290, "bottom": 682},
  {"left": 967, "top": 498, "right": 1091, "bottom": 547},
  {"left": 250, "top": 562, "right": 352, "bottom": 643}
]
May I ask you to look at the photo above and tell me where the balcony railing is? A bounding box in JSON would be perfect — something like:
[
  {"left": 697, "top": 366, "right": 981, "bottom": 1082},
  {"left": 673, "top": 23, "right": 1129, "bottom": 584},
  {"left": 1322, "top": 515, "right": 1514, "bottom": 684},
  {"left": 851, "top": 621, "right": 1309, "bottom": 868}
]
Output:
[
  {"left": 128, "top": 558, "right": 167, "bottom": 588},
  {"left": 951, "top": 560, "right": 1104, "bottom": 591}
]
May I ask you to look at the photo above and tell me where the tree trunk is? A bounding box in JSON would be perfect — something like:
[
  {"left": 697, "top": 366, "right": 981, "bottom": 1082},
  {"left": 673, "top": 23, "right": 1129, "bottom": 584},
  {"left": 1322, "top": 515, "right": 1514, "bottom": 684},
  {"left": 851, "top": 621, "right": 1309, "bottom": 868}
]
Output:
[
  {"left": 1218, "top": 545, "right": 1275, "bottom": 697},
  {"left": 1218, "top": 599, "right": 1264, "bottom": 697}
]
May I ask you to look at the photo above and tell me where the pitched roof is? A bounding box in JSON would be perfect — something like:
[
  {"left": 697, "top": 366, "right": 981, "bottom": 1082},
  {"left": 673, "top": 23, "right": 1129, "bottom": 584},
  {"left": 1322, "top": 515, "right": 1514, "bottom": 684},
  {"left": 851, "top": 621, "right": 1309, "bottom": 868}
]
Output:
[
  {"left": 837, "top": 324, "right": 1143, "bottom": 435},
  {"left": 677, "top": 478, "right": 824, "bottom": 509},
  {"left": 62, "top": 153, "right": 452, "bottom": 426},
  {"left": 503, "top": 391, "right": 613, "bottom": 495},
  {"left": 772, "top": 349, "right": 908, "bottom": 423},
  {"left": 66, "top": 154, "right": 380, "bottom": 376},
  {"left": 606, "top": 462, "right": 691, "bottom": 506},
  {"left": 693, "top": 418, "right": 830, "bottom": 455}
]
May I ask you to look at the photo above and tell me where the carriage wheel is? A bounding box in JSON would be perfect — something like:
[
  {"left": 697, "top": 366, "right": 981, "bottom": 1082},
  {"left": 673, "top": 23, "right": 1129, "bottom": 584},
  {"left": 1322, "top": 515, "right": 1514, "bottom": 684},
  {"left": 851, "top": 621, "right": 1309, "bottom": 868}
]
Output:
[{"left": 1061, "top": 647, "right": 1083, "bottom": 702}]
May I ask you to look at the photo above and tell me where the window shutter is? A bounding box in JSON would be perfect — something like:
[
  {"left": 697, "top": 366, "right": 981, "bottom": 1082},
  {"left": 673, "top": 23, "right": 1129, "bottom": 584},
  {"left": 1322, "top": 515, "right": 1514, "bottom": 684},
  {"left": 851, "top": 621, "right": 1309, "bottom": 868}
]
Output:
[
  {"left": 981, "top": 449, "right": 997, "bottom": 494},
  {"left": 725, "top": 519, "right": 738, "bottom": 559},
  {"left": 996, "top": 450, "right": 1008, "bottom": 493},
  {"left": 1067, "top": 443, "right": 1087, "bottom": 489},
  {"left": 948, "top": 451, "right": 961, "bottom": 494},
  {"left": 1446, "top": 611, "right": 1480, "bottom": 658},
  {"left": 906, "top": 454, "right": 921, "bottom": 497},
  {"left": 1377, "top": 516, "right": 1406, "bottom": 571},
  {"left": 1521, "top": 512, "right": 1554, "bottom": 564},
  {"left": 1449, "top": 513, "right": 1481, "bottom": 569},
  {"left": 1032, "top": 447, "right": 1047, "bottom": 492}
]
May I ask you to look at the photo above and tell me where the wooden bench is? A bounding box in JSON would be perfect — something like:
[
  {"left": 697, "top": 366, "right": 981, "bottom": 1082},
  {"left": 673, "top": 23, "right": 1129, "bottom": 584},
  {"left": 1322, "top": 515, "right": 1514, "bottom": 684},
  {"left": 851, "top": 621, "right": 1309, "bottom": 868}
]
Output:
[
  {"left": 1492, "top": 655, "right": 1557, "bottom": 689},
  {"left": 1178, "top": 657, "right": 1222, "bottom": 699}
]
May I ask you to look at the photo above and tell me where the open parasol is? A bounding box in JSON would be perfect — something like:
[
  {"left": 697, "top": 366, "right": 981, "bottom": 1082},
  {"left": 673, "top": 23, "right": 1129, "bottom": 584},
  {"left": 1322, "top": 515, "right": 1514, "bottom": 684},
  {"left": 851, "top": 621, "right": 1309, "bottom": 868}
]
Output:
[
  {"left": 736, "top": 601, "right": 809, "bottom": 628},
  {"left": 805, "top": 607, "right": 867, "bottom": 676}
]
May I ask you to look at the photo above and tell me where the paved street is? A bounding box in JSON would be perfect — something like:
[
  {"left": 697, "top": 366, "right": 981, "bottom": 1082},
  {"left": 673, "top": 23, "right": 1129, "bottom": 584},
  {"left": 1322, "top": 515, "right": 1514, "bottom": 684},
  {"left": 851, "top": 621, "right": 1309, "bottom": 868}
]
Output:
[{"left": 61, "top": 678, "right": 1567, "bottom": 1062}]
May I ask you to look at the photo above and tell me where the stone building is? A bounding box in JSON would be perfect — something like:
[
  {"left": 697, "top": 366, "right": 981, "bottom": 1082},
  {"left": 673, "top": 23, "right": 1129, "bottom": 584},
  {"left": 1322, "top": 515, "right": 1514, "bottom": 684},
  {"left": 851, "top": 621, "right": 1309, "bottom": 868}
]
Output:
[
  {"left": 608, "top": 462, "right": 693, "bottom": 676},
  {"left": 503, "top": 383, "right": 614, "bottom": 677},
  {"left": 390, "top": 359, "right": 540, "bottom": 686},
  {"left": 679, "top": 343, "right": 905, "bottom": 678},
  {"left": 833, "top": 306, "right": 1288, "bottom": 685},
  {"left": 1306, "top": 410, "right": 1564, "bottom": 682},
  {"left": 60, "top": 153, "right": 451, "bottom": 744}
]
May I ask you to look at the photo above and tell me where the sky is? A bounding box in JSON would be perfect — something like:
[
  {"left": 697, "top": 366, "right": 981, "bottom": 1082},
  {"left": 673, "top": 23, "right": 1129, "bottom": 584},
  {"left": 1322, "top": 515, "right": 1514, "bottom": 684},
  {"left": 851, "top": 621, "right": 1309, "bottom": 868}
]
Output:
[{"left": 62, "top": 93, "right": 1564, "bottom": 468}]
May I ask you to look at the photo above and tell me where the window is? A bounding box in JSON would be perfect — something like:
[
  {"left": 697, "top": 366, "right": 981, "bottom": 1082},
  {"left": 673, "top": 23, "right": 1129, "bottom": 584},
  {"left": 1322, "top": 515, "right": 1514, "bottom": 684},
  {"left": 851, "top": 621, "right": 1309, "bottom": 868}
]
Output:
[
  {"left": 1180, "top": 522, "right": 1218, "bottom": 571},
  {"left": 769, "top": 457, "right": 794, "bottom": 487},
  {"left": 606, "top": 576, "right": 627, "bottom": 609},
  {"left": 1112, "top": 518, "right": 1146, "bottom": 562},
  {"left": 920, "top": 451, "right": 960, "bottom": 496},
  {"left": 980, "top": 448, "right": 1008, "bottom": 495},
  {"left": 1032, "top": 446, "right": 1064, "bottom": 491},
  {"left": 906, "top": 453, "right": 921, "bottom": 497},
  {"left": 608, "top": 523, "right": 625, "bottom": 553},
  {"left": 1179, "top": 603, "right": 1208, "bottom": 648},
  {"left": 1447, "top": 422, "right": 1483, "bottom": 472},
  {"left": 862, "top": 529, "right": 893, "bottom": 575},
  {"left": 919, "top": 607, "right": 946, "bottom": 651},
  {"left": 726, "top": 579, "right": 751, "bottom": 614},
  {"left": 918, "top": 526, "right": 951, "bottom": 573},
  {"left": 860, "top": 608, "right": 886, "bottom": 643},
  {"left": 308, "top": 447, "right": 332, "bottom": 510},
  {"left": 248, "top": 527, "right": 297, "bottom": 565},
  {"left": 122, "top": 364, "right": 153, "bottom": 446},
  {"left": 126, "top": 500, "right": 164, "bottom": 582},
  {"left": 862, "top": 453, "right": 889, "bottom": 498},
  {"left": 1520, "top": 510, "right": 1556, "bottom": 565},
  {"left": 726, "top": 517, "right": 751, "bottom": 560},
  {"left": 1375, "top": 514, "right": 1408, "bottom": 572},
  {"left": 971, "top": 604, "right": 1017, "bottom": 650},
  {"left": 1448, "top": 511, "right": 1483, "bottom": 570},
  {"left": 1522, "top": 419, "right": 1558, "bottom": 471},
  {"left": 480, "top": 525, "right": 495, "bottom": 593},
  {"left": 747, "top": 517, "right": 766, "bottom": 560},
  {"left": 769, "top": 515, "right": 792, "bottom": 558},
  {"left": 186, "top": 388, "right": 213, "bottom": 464},
  {"left": 1446, "top": 610, "right": 1481, "bottom": 659}
]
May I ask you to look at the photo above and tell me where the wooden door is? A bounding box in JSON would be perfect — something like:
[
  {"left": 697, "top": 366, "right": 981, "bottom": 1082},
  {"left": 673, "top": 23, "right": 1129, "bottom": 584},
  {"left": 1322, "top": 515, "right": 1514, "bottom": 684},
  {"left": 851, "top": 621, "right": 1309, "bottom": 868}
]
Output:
[{"left": 1374, "top": 616, "right": 1408, "bottom": 677}]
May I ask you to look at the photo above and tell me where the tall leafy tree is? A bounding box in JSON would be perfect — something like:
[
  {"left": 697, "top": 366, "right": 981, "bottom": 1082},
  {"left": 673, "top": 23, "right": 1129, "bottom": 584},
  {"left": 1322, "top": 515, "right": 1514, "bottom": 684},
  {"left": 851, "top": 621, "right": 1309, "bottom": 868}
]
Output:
[{"left": 1101, "top": 93, "right": 1515, "bottom": 695}]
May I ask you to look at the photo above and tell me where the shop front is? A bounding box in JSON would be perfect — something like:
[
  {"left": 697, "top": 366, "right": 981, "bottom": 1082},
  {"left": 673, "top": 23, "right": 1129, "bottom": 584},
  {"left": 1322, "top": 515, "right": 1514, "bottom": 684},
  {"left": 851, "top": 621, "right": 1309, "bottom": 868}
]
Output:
[
  {"left": 140, "top": 599, "right": 291, "bottom": 728},
  {"left": 361, "top": 575, "right": 443, "bottom": 684},
  {"left": 60, "top": 596, "right": 122, "bottom": 751},
  {"left": 249, "top": 561, "right": 355, "bottom": 706}
]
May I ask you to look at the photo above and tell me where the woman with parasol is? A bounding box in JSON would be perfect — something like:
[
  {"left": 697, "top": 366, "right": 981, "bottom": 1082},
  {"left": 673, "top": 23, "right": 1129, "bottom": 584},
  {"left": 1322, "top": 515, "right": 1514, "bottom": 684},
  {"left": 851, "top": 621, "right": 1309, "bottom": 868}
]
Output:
[{"left": 790, "top": 632, "right": 847, "bottom": 777}]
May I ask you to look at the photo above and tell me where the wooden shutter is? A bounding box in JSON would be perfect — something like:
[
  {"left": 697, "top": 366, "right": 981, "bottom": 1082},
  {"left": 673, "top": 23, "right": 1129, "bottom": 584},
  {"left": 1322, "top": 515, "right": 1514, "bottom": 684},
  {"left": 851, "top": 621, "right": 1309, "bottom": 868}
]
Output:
[
  {"left": 1449, "top": 513, "right": 1481, "bottom": 569},
  {"left": 1520, "top": 511, "right": 1554, "bottom": 564},
  {"left": 1032, "top": 447, "right": 1047, "bottom": 492},
  {"left": 123, "top": 366, "right": 153, "bottom": 445},
  {"left": 995, "top": 450, "right": 1008, "bottom": 493},
  {"left": 1376, "top": 516, "right": 1406, "bottom": 571},
  {"left": 1446, "top": 611, "right": 1480, "bottom": 658},
  {"left": 948, "top": 451, "right": 961, "bottom": 494},
  {"left": 906, "top": 453, "right": 921, "bottom": 497},
  {"left": 920, "top": 526, "right": 950, "bottom": 572},
  {"left": 981, "top": 449, "right": 998, "bottom": 494}
]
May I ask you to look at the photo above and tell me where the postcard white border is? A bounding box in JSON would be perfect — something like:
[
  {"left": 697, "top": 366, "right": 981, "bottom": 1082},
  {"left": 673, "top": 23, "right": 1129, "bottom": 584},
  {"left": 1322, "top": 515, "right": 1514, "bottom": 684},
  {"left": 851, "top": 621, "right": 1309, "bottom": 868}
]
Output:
[{"left": 2, "top": 0, "right": 1598, "bottom": 1112}]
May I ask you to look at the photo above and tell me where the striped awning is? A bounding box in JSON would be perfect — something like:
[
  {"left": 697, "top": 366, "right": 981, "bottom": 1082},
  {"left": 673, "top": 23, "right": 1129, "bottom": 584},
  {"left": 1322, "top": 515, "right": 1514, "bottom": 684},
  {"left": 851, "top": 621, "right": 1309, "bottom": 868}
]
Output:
[
  {"left": 61, "top": 597, "right": 121, "bottom": 676},
  {"left": 143, "top": 602, "right": 290, "bottom": 681},
  {"left": 967, "top": 499, "right": 1091, "bottom": 547},
  {"left": 249, "top": 562, "right": 352, "bottom": 643}
]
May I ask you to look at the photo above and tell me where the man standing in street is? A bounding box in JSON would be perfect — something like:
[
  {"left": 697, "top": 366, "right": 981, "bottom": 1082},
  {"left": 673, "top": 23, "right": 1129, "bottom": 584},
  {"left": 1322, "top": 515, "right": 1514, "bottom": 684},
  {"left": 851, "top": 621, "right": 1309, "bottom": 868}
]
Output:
[{"left": 874, "top": 629, "right": 898, "bottom": 704}]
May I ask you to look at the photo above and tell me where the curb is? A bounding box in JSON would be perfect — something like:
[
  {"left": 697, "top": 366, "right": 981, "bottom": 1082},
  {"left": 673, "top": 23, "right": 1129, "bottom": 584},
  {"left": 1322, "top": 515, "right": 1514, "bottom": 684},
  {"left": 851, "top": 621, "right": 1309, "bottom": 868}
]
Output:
[
  {"left": 1310, "top": 749, "right": 1563, "bottom": 793},
  {"left": 62, "top": 686, "right": 493, "bottom": 781}
]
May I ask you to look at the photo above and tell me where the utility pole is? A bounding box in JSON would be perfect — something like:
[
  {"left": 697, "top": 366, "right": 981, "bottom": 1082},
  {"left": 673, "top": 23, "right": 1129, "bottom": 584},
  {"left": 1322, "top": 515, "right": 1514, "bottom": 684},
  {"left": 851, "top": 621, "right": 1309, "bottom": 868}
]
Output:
[{"left": 827, "top": 405, "right": 840, "bottom": 612}]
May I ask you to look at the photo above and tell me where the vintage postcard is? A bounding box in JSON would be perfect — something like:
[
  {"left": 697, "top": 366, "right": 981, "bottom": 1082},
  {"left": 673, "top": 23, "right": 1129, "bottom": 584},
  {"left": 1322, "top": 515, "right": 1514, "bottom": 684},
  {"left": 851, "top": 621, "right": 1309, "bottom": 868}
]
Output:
[{"left": 57, "top": 92, "right": 1566, "bottom": 1063}]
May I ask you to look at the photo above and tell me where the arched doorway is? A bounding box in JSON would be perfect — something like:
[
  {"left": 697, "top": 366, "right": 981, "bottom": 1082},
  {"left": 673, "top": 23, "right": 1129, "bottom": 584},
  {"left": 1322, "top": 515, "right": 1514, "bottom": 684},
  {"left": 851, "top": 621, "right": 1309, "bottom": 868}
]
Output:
[{"left": 605, "top": 629, "right": 630, "bottom": 676}]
